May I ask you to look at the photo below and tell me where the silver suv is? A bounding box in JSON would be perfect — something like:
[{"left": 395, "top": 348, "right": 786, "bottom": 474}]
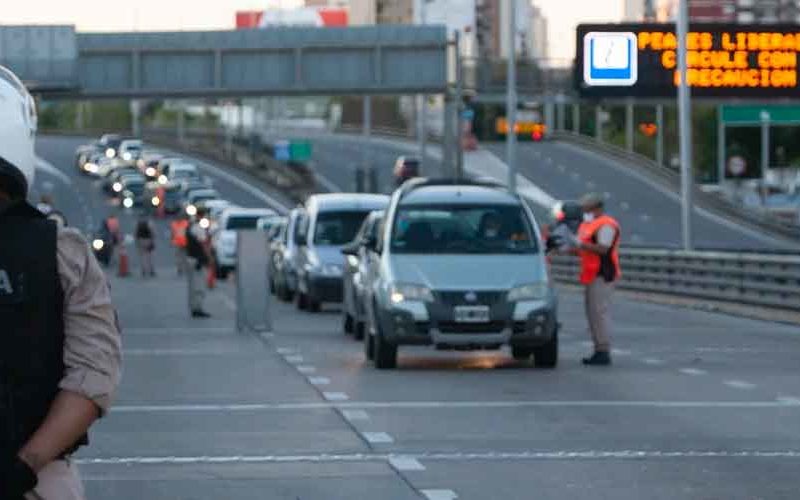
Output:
[{"left": 363, "top": 179, "right": 558, "bottom": 369}]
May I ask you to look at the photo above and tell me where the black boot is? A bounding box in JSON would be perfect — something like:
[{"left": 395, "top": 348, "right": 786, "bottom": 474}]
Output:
[{"left": 582, "top": 351, "right": 612, "bottom": 366}]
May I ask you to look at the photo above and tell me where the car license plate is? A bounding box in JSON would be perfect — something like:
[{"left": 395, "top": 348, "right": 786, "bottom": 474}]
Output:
[{"left": 454, "top": 305, "right": 490, "bottom": 323}]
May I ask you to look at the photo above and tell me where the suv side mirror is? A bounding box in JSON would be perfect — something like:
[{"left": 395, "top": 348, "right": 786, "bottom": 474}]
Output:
[{"left": 364, "top": 233, "right": 379, "bottom": 252}]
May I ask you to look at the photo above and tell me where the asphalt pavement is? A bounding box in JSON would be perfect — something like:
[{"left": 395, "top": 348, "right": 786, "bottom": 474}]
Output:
[{"left": 33, "top": 136, "right": 800, "bottom": 499}]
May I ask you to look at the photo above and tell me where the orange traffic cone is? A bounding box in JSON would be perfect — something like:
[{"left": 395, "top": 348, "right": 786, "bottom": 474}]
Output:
[{"left": 118, "top": 245, "right": 130, "bottom": 277}]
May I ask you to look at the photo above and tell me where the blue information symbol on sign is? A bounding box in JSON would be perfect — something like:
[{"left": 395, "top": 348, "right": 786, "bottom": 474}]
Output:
[
  {"left": 274, "top": 140, "right": 291, "bottom": 161},
  {"left": 583, "top": 32, "right": 638, "bottom": 87}
]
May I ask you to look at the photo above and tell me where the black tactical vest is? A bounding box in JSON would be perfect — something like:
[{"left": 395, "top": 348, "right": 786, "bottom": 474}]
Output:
[{"left": 0, "top": 201, "right": 86, "bottom": 457}]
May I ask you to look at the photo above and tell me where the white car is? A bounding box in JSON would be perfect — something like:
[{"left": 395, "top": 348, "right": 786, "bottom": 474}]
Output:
[
  {"left": 118, "top": 139, "right": 143, "bottom": 162},
  {"left": 212, "top": 207, "right": 277, "bottom": 278}
]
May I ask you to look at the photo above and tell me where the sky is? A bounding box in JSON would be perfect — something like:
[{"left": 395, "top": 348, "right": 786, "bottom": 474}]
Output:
[{"left": 0, "top": 0, "right": 624, "bottom": 61}]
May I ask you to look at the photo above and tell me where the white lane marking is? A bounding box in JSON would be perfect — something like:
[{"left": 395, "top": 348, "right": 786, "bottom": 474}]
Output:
[
  {"left": 586, "top": 181, "right": 596, "bottom": 189},
  {"left": 322, "top": 392, "right": 349, "bottom": 401},
  {"left": 276, "top": 347, "right": 295, "bottom": 355},
  {"left": 284, "top": 355, "right": 304, "bottom": 364},
  {"left": 570, "top": 172, "right": 580, "bottom": 180},
  {"left": 111, "top": 399, "right": 800, "bottom": 413},
  {"left": 640, "top": 214, "right": 651, "bottom": 222},
  {"left": 75, "top": 449, "right": 800, "bottom": 467},
  {"left": 362, "top": 432, "right": 394, "bottom": 444},
  {"left": 422, "top": 490, "right": 458, "bottom": 500},
  {"left": 679, "top": 368, "right": 707, "bottom": 376},
  {"left": 557, "top": 164, "right": 566, "bottom": 172},
  {"left": 341, "top": 409, "right": 370, "bottom": 421},
  {"left": 611, "top": 348, "right": 632, "bottom": 356},
  {"left": 642, "top": 358, "right": 665, "bottom": 366},
  {"left": 308, "top": 376, "right": 331, "bottom": 386},
  {"left": 777, "top": 396, "right": 800, "bottom": 405},
  {"left": 296, "top": 365, "right": 317, "bottom": 374},
  {"left": 620, "top": 201, "right": 630, "bottom": 210},
  {"left": 170, "top": 151, "right": 288, "bottom": 213},
  {"left": 723, "top": 380, "right": 757, "bottom": 390},
  {"left": 220, "top": 295, "right": 237, "bottom": 312},
  {"left": 35, "top": 157, "right": 72, "bottom": 185},
  {"left": 546, "top": 157, "right": 554, "bottom": 164},
  {"left": 389, "top": 456, "right": 426, "bottom": 471},
  {"left": 603, "top": 191, "right": 612, "bottom": 199},
  {"left": 124, "top": 348, "right": 241, "bottom": 356}
]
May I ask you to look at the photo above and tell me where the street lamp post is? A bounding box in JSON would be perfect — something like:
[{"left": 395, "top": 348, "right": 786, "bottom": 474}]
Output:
[
  {"left": 414, "top": 0, "right": 427, "bottom": 171},
  {"left": 677, "top": 0, "right": 693, "bottom": 250},
  {"left": 506, "top": 0, "right": 517, "bottom": 193}
]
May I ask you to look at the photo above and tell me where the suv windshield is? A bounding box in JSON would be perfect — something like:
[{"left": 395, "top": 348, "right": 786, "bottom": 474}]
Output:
[
  {"left": 226, "top": 216, "right": 262, "bottom": 230},
  {"left": 391, "top": 204, "right": 538, "bottom": 254},
  {"left": 314, "top": 211, "right": 372, "bottom": 246}
]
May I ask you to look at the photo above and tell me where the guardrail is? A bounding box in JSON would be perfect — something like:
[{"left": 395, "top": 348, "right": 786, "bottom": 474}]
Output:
[
  {"left": 549, "top": 130, "right": 800, "bottom": 243},
  {"left": 549, "top": 249, "right": 800, "bottom": 311}
]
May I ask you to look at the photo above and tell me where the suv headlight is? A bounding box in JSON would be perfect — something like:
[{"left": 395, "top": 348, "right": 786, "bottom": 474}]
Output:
[
  {"left": 389, "top": 283, "right": 434, "bottom": 304},
  {"left": 508, "top": 283, "right": 550, "bottom": 302}
]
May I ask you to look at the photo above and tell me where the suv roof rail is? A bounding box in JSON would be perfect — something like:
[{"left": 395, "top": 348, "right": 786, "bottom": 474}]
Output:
[{"left": 397, "top": 177, "right": 509, "bottom": 198}]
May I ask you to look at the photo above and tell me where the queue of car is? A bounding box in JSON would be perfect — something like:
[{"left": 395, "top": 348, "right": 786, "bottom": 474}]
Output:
[{"left": 76, "top": 135, "right": 560, "bottom": 370}]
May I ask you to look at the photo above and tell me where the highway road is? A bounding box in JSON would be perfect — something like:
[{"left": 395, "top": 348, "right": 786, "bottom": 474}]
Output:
[{"left": 34, "top": 135, "right": 800, "bottom": 499}]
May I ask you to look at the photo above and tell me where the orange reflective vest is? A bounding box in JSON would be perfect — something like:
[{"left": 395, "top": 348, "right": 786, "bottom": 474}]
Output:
[
  {"left": 170, "top": 219, "right": 189, "bottom": 248},
  {"left": 577, "top": 214, "right": 621, "bottom": 285}
]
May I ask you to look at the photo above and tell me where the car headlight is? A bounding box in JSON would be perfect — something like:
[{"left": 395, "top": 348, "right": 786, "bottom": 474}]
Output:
[
  {"left": 389, "top": 283, "right": 434, "bottom": 304},
  {"left": 199, "top": 217, "right": 210, "bottom": 229},
  {"left": 158, "top": 174, "right": 168, "bottom": 184},
  {"left": 122, "top": 197, "right": 134, "bottom": 209},
  {"left": 346, "top": 255, "right": 359, "bottom": 268},
  {"left": 186, "top": 205, "right": 197, "bottom": 216},
  {"left": 112, "top": 182, "right": 123, "bottom": 192},
  {"left": 507, "top": 283, "right": 550, "bottom": 302},
  {"left": 151, "top": 196, "right": 161, "bottom": 206},
  {"left": 84, "top": 162, "right": 98, "bottom": 173},
  {"left": 92, "top": 239, "right": 105, "bottom": 251},
  {"left": 105, "top": 148, "right": 115, "bottom": 158},
  {"left": 146, "top": 167, "right": 157, "bottom": 177},
  {"left": 122, "top": 152, "right": 132, "bottom": 161}
]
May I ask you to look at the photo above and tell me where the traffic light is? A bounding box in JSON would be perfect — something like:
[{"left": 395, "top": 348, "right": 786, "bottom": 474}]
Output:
[{"left": 639, "top": 122, "right": 657, "bottom": 137}]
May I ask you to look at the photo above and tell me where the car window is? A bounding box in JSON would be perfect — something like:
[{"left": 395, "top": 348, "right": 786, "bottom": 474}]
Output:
[
  {"left": 391, "top": 204, "right": 538, "bottom": 254},
  {"left": 226, "top": 216, "right": 262, "bottom": 230},
  {"left": 313, "top": 211, "right": 372, "bottom": 246}
]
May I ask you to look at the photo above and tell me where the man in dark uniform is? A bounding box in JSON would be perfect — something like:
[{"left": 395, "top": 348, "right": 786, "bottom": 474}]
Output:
[{"left": 0, "top": 65, "right": 122, "bottom": 500}]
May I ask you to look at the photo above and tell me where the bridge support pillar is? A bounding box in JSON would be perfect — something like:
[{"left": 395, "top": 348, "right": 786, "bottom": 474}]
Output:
[
  {"left": 572, "top": 103, "right": 580, "bottom": 134},
  {"left": 595, "top": 105, "right": 603, "bottom": 143},
  {"left": 656, "top": 104, "right": 664, "bottom": 167},
  {"left": 130, "top": 99, "right": 141, "bottom": 138},
  {"left": 177, "top": 103, "right": 185, "bottom": 144},
  {"left": 625, "top": 100, "right": 634, "bottom": 153}
]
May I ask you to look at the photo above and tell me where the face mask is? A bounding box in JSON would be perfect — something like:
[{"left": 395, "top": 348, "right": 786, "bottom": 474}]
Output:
[{"left": 583, "top": 213, "right": 595, "bottom": 223}]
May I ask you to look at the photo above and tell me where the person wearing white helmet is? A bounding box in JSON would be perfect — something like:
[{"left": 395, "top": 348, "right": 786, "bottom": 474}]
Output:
[{"left": 0, "top": 66, "right": 121, "bottom": 500}]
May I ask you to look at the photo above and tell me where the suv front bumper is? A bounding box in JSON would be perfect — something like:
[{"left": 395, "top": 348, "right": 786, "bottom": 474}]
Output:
[{"left": 376, "top": 298, "right": 557, "bottom": 348}]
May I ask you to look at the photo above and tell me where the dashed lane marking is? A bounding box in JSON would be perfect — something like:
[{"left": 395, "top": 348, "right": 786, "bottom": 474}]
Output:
[
  {"left": 322, "top": 392, "right": 350, "bottom": 402},
  {"left": 308, "top": 376, "right": 331, "bottom": 386},
  {"left": 611, "top": 348, "right": 632, "bottom": 356},
  {"left": 111, "top": 399, "right": 800, "bottom": 413},
  {"left": 341, "top": 410, "right": 370, "bottom": 421},
  {"left": 422, "top": 490, "right": 458, "bottom": 500},
  {"left": 276, "top": 347, "right": 295, "bottom": 355},
  {"left": 620, "top": 201, "right": 630, "bottom": 211},
  {"left": 284, "top": 355, "right": 304, "bottom": 364},
  {"left": 679, "top": 368, "right": 708, "bottom": 376},
  {"left": 362, "top": 432, "right": 394, "bottom": 444},
  {"left": 296, "top": 365, "right": 317, "bottom": 374},
  {"left": 642, "top": 358, "right": 665, "bottom": 366},
  {"left": 389, "top": 456, "right": 426, "bottom": 471},
  {"left": 777, "top": 396, "right": 800, "bottom": 404},
  {"left": 74, "top": 449, "right": 800, "bottom": 467},
  {"left": 723, "top": 380, "right": 757, "bottom": 390}
]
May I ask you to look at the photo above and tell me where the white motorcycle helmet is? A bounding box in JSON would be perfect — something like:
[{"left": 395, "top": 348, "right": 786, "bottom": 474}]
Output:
[{"left": 0, "top": 65, "right": 37, "bottom": 199}]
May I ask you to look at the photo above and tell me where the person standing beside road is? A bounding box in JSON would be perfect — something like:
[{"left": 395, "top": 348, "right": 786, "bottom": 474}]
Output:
[
  {"left": 135, "top": 216, "right": 156, "bottom": 278},
  {"left": 170, "top": 214, "right": 190, "bottom": 276},
  {"left": 186, "top": 207, "right": 213, "bottom": 318},
  {"left": 573, "top": 193, "right": 621, "bottom": 366},
  {"left": 0, "top": 65, "right": 122, "bottom": 500}
]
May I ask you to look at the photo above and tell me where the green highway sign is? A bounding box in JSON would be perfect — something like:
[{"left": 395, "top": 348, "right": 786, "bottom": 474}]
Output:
[{"left": 721, "top": 105, "right": 800, "bottom": 125}]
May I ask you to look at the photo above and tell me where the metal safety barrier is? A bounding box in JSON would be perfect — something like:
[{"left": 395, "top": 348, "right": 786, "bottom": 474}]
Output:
[{"left": 549, "top": 249, "right": 800, "bottom": 311}]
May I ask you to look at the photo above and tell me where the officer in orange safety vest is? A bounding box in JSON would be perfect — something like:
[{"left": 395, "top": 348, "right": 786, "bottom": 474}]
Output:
[
  {"left": 574, "top": 193, "right": 621, "bottom": 366},
  {"left": 170, "top": 214, "right": 190, "bottom": 276}
]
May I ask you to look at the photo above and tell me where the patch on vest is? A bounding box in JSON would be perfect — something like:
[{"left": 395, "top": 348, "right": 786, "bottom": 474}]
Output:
[{"left": 0, "top": 268, "right": 26, "bottom": 304}]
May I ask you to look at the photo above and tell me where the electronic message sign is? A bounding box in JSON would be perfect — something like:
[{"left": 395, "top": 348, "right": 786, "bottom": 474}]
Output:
[{"left": 576, "top": 23, "right": 800, "bottom": 99}]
